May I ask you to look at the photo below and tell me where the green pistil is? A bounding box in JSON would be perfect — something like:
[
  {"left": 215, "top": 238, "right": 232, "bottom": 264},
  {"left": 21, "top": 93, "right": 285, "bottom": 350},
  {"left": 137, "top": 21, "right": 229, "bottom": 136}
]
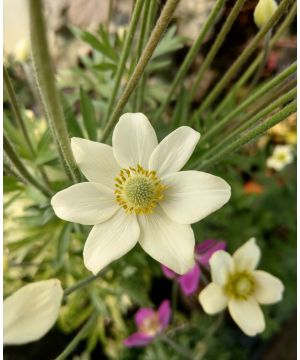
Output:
[
  {"left": 124, "top": 175, "right": 155, "bottom": 207},
  {"left": 224, "top": 271, "right": 255, "bottom": 300}
]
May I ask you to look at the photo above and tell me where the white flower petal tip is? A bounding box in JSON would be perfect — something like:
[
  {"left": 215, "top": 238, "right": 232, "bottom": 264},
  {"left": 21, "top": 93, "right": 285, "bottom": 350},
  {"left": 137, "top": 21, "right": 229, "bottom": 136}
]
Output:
[
  {"left": 228, "top": 298, "right": 265, "bottom": 337},
  {"left": 51, "top": 182, "right": 117, "bottom": 225},
  {"left": 4, "top": 279, "right": 63, "bottom": 345},
  {"left": 199, "top": 283, "right": 228, "bottom": 314},
  {"left": 209, "top": 250, "right": 234, "bottom": 286},
  {"left": 149, "top": 126, "right": 200, "bottom": 177},
  {"left": 83, "top": 210, "right": 140, "bottom": 275},
  {"left": 233, "top": 237, "right": 261, "bottom": 271},
  {"left": 161, "top": 171, "right": 231, "bottom": 224},
  {"left": 254, "top": 271, "right": 284, "bottom": 304},
  {"left": 112, "top": 113, "right": 158, "bottom": 169}
]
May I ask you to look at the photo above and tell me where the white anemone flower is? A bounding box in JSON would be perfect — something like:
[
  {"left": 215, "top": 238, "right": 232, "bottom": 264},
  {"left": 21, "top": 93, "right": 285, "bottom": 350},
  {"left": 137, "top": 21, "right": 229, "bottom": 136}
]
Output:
[
  {"left": 4, "top": 279, "right": 63, "bottom": 345},
  {"left": 266, "top": 145, "right": 294, "bottom": 171},
  {"left": 51, "top": 113, "right": 231, "bottom": 275},
  {"left": 199, "top": 238, "right": 284, "bottom": 336}
]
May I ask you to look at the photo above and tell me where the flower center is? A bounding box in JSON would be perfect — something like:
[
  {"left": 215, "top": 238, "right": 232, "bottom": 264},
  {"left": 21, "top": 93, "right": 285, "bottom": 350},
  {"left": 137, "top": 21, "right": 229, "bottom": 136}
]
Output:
[
  {"left": 114, "top": 165, "right": 166, "bottom": 215},
  {"left": 139, "top": 314, "right": 161, "bottom": 336},
  {"left": 224, "top": 272, "right": 255, "bottom": 300},
  {"left": 276, "top": 153, "right": 287, "bottom": 162}
]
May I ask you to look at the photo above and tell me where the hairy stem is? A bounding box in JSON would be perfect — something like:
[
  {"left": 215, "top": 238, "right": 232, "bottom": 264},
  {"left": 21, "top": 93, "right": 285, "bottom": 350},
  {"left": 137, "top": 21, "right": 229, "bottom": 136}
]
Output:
[{"left": 100, "top": 0, "right": 180, "bottom": 141}]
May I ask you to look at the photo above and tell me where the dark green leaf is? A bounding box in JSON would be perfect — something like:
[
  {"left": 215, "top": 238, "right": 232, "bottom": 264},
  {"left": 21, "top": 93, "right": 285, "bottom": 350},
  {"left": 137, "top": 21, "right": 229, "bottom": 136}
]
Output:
[{"left": 80, "top": 86, "right": 97, "bottom": 140}]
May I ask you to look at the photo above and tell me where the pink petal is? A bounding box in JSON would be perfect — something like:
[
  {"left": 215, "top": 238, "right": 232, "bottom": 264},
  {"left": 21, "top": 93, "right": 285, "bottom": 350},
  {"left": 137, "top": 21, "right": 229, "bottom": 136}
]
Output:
[
  {"left": 135, "top": 308, "right": 155, "bottom": 327},
  {"left": 161, "top": 264, "right": 177, "bottom": 279},
  {"left": 178, "top": 264, "right": 201, "bottom": 295},
  {"left": 195, "top": 240, "right": 226, "bottom": 266},
  {"left": 158, "top": 300, "right": 171, "bottom": 328},
  {"left": 123, "top": 332, "right": 154, "bottom": 347}
]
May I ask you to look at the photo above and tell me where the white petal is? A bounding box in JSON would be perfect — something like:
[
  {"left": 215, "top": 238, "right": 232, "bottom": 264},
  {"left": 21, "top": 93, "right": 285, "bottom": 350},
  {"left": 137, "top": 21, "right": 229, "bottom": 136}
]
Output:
[
  {"left": 71, "top": 137, "right": 120, "bottom": 189},
  {"left": 210, "top": 251, "right": 234, "bottom": 286},
  {"left": 51, "top": 182, "right": 118, "bottom": 225},
  {"left": 199, "top": 283, "right": 228, "bottom": 314},
  {"left": 228, "top": 298, "right": 265, "bottom": 336},
  {"left": 253, "top": 270, "right": 284, "bottom": 304},
  {"left": 160, "top": 171, "right": 231, "bottom": 224},
  {"left": 149, "top": 127, "right": 200, "bottom": 177},
  {"left": 112, "top": 113, "right": 158, "bottom": 168},
  {"left": 233, "top": 238, "right": 261, "bottom": 271},
  {"left": 4, "top": 279, "right": 63, "bottom": 345},
  {"left": 83, "top": 210, "right": 140, "bottom": 274},
  {"left": 138, "top": 206, "right": 195, "bottom": 275}
]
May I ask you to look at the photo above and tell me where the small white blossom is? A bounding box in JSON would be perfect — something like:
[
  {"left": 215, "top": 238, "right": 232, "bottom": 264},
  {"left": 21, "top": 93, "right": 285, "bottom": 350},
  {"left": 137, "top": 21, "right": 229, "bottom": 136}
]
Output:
[
  {"left": 266, "top": 144, "right": 294, "bottom": 171},
  {"left": 4, "top": 279, "right": 63, "bottom": 345},
  {"left": 52, "top": 113, "right": 231, "bottom": 275},
  {"left": 199, "top": 238, "right": 284, "bottom": 336}
]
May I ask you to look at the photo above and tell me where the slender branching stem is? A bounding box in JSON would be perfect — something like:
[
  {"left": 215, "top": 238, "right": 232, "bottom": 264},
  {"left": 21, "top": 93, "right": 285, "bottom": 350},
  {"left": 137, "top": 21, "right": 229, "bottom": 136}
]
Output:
[
  {"left": 193, "top": 0, "right": 293, "bottom": 118},
  {"left": 195, "top": 101, "right": 296, "bottom": 170},
  {"left": 199, "top": 62, "right": 296, "bottom": 144},
  {"left": 212, "top": 2, "right": 297, "bottom": 118},
  {"left": 4, "top": 134, "right": 52, "bottom": 197},
  {"left": 104, "top": 0, "right": 144, "bottom": 123},
  {"left": 191, "top": 0, "right": 246, "bottom": 99},
  {"left": 29, "top": 0, "right": 81, "bottom": 182},
  {"left": 54, "top": 313, "right": 98, "bottom": 360},
  {"left": 100, "top": 0, "right": 180, "bottom": 141},
  {"left": 155, "top": 0, "right": 226, "bottom": 119},
  {"left": 161, "top": 335, "right": 193, "bottom": 359}
]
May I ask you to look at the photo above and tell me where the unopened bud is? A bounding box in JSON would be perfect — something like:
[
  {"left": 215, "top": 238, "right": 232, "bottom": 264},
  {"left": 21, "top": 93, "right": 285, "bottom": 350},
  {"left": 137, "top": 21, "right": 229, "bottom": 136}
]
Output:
[{"left": 254, "top": 0, "right": 278, "bottom": 28}]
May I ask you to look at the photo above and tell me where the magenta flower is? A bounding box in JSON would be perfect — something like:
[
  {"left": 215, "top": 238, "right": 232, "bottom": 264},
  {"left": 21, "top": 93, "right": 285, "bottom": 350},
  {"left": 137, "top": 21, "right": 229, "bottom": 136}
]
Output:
[
  {"left": 123, "top": 300, "right": 171, "bottom": 347},
  {"left": 161, "top": 239, "right": 226, "bottom": 296}
]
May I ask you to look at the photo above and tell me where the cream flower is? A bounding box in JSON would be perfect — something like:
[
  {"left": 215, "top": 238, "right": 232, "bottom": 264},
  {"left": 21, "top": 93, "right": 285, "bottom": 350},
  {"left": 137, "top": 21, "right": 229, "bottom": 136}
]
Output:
[
  {"left": 51, "top": 113, "right": 231, "bottom": 275},
  {"left": 199, "top": 238, "right": 284, "bottom": 336},
  {"left": 254, "top": 0, "right": 278, "bottom": 28},
  {"left": 266, "top": 145, "right": 294, "bottom": 171},
  {"left": 4, "top": 279, "right": 63, "bottom": 345}
]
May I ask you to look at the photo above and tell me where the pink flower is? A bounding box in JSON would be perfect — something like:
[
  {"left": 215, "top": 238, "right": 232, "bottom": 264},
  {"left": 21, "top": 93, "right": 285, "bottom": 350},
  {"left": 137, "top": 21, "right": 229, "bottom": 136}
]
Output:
[
  {"left": 123, "top": 300, "right": 171, "bottom": 347},
  {"left": 161, "top": 240, "right": 226, "bottom": 296}
]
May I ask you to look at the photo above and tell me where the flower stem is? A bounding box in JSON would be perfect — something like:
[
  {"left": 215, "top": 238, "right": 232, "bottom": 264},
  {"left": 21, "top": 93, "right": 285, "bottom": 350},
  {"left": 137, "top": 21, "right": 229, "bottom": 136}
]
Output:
[
  {"left": 100, "top": 0, "right": 180, "bottom": 141},
  {"left": 191, "top": 0, "right": 246, "bottom": 99},
  {"left": 198, "top": 62, "right": 296, "bottom": 145},
  {"left": 195, "top": 100, "right": 296, "bottom": 170},
  {"left": 4, "top": 134, "right": 52, "bottom": 197},
  {"left": 212, "top": 2, "right": 297, "bottom": 118},
  {"left": 193, "top": 0, "right": 293, "bottom": 119},
  {"left": 103, "top": 0, "right": 144, "bottom": 124},
  {"left": 161, "top": 335, "right": 193, "bottom": 359},
  {"left": 63, "top": 269, "right": 107, "bottom": 297},
  {"left": 155, "top": 0, "right": 226, "bottom": 119},
  {"left": 54, "top": 313, "right": 97, "bottom": 360},
  {"left": 29, "top": 0, "right": 81, "bottom": 183},
  {"left": 199, "top": 87, "right": 296, "bottom": 162},
  {"left": 171, "top": 280, "right": 179, "bottom": 320},
  {"left": 4, "top": 65, "right": 52, "bottom": 190}
]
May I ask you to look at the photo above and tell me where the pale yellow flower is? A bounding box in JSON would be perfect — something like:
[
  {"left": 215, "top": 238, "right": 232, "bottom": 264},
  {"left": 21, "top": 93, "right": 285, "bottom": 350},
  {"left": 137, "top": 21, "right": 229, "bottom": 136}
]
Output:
[
  {"left": 254, "top": 0, "right": 278, "bottom": 28},
  {"left": 199, "top": 239, "right": 284, "bottom": 336},
  {"left": 266, "top": 144, "right": 294, "bottom": 171}
]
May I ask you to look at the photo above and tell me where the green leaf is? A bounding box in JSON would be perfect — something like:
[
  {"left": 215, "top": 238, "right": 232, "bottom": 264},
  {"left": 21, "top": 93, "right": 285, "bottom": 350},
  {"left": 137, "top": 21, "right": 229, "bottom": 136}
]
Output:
[
  {"left": 35, "top": 128, "right": 57, "bottom": 165},
  {"left": 152, "top": 25, "right": 184, "bottom": 59},
  {"left": 55, "top": 223, "right": 71, "bottom": 269},
  {"left": 80, "top": 86, "right": 98, "bottom": 140},
  {"left": 62, "top": 96, "right": 84, "bottom": 138},
  {"left": 93, "top": 62, "right": 116, "bottom": 72},
  {"left": 3, "top": 175, "right": 25, "bottom": 193}
]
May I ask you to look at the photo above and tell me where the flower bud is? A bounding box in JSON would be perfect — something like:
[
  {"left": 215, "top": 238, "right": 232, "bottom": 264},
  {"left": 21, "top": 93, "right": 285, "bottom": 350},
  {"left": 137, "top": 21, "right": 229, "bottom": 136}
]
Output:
[{"left": 254, "top": 0, "right": 278, "bottom": 28}]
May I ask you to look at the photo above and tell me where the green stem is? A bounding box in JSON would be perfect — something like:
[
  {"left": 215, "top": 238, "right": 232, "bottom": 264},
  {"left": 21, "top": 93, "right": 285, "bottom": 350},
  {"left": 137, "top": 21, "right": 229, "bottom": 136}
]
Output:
[
  {"left": 132, "top": 0, "right": 151, "bottom": 112},
  {"left": 200, "top": 87, "right": 296, "bottom": 162},
  {"left": 103, "top": 0, "right": 144, "bottom": 123},
  {"left": 191, "top": 0, "right": 246, "bottom": 99},
  {"left": 195, "top": 100, "right": 296, "bottom": 170},
  {"left": 171, "top": 281, "right": 178, "bottom": 319},
  {"left": 54, "top": 313, "right": 97, "bottom": 360},
  {"left": 199, "top": 62, "right": 296, "bottom": 144},
  {"left": 161, "top": 335, "right": 193, "bottom": 359},
  {"left": 4, "top": 134, "right": 52, "bottom": 197},
  {"left": 155, "top": 0, "right": 226, "bottom": 119},
  {"left": 63, "top": 269, "right": 107, "bottom": 297},
  {"left": 100, "top": 0, "right": 180, "bottom": 141},
  {"left": 212, "top": 2, "right": 297, "bottom": 118},
  {"left": 4, "top": 65, "right": 52, "bottom": 190},
  {"left": 136, "top": 0, "right": 158, "bottom": 111},
  {"left": 29, "top": 0, "right": 81, "bottom": 182},
  {"left": 193, "top": 0, "right": 293, "bottom": 118}
]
